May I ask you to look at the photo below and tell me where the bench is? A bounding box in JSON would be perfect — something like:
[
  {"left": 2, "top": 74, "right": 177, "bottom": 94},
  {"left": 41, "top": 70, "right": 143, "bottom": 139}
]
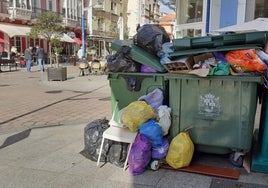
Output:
[{"left": 0, "top": 59, "right": 17, "bottom": 72}]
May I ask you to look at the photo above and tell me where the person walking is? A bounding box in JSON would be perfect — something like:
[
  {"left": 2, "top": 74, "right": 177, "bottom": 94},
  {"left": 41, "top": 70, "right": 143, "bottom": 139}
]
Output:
[
  {"left": 77, "top": 46, "right": 83, "bottom": 60},
  {"left": 24, "top": 46, "right": 33, "bottom": 72},
  {"left": 35, "top": 45, "right": 45, "bottom": 72},
  {"left": 10, "top": 46, "right": 17, "bottom": 59}
]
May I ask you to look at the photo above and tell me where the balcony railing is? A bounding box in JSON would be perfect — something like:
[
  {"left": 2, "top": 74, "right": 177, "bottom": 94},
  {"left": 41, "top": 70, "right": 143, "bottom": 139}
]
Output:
[
  {"left": 31, "top": 7, "right": 86, "bottom": 29},
  {"left": 0, "top": 2, "right": 88, "bottom": 29},
  {"left": 0, "top": 0, "right": 8, "bottom": 14},
  {"left": 0, "top": 1, "right": 32, "bottom": 20},
  {"left": 8, "top": 7, "right": 32, "bottom": 20},
  {"left": 255, "top": 9, "right": 268, "bottom": 18}
]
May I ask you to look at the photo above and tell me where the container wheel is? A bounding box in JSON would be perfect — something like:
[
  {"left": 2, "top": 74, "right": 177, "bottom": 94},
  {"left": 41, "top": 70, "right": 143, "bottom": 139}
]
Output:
[{"left": 229, "top": 152, "right": 244, "bottom": 167}]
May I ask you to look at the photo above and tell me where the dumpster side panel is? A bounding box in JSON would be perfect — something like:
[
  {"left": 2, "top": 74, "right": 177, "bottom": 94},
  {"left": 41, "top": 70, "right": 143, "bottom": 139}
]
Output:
[
  {"left": 108, "top": 73, "right": 167, "bottom": 121},
  {"left": 168, "top": 78, "right": 181, "bottom": 139},
  {"left": 169, "top": 76, "right": 258, "bottom": 154}
]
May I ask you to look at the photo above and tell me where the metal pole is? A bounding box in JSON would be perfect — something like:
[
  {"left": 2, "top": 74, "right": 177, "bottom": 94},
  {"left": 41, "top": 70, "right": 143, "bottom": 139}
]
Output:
[
  {"left": 89, "top": 0, "right": 93, "bottom": 36},
  {"left": 81, "top": 0, "right": 85, "bottom": 57}
]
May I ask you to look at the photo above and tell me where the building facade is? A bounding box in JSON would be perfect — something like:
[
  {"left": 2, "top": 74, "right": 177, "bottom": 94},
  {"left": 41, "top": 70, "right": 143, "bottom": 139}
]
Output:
[
  {"left": 0, "top": 0, "right": 124, "bottom": 59},
  {"left": 174, "top": 0, "right": 268, "bottom": 38},
  {"left": 86, "top": 0, "right": 124, "bottom": 57},
  {"left": 159, "top": 12, "right": 176, "bottom": 40},
  {"left": 127, "top": 0, "right": 160, "bottom": 38},
  {"left": 0, "top": 0, "right": 85, "bottom": 58}
]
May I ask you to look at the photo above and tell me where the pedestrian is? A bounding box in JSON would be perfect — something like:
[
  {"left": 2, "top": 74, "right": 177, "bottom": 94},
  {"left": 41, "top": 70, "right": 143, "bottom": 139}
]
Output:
[
  {"left": 24, "top": 46, "right": 33, "bottom": 72},
  {"left": 0, "top": 46, "right": 2, "bottom": 72},
  {"left": 35, "top": 44, "right": 45, "bottom": 72},
  {"left": 10, "top": 46, "right": 17, "bottom": 59},
  {"left": 77, "top": 46, "right": 83, "bottom": 60}
]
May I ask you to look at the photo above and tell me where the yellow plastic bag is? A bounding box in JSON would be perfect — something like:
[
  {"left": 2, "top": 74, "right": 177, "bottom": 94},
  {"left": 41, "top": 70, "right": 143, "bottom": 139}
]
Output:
[
  {"left": 165, "top": 132, "right": 194, "bottom": 169},
  {"left": 121, "top": 101, "right": 155, "bottom": 132}
]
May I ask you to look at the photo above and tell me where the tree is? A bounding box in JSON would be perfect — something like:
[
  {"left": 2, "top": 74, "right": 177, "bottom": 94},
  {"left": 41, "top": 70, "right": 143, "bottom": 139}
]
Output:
[
  {"left": 29, "top": 12, "right": 65, "bottom": 68},
  {"left": 50, "top": 38, "right": 64, "bottom": 66}
]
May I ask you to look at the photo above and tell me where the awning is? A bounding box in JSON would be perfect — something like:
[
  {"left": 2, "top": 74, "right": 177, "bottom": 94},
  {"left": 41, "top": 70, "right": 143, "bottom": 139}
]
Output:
[
  {"left": 0, "top": 23, "right": 31, "bottom": 37},
  {"left": 0, "top": 38, "right": 5, "bottom": 43},
  {"left": 213, "top": 17, "right": 268, "bottom": 33},
  {"left": 73, "top": 37, "right": 82, "bottom": 45},
  {"left": 51, "top": 33, "right": 75, "bottom": 43},
  {"left": 60, "top": 33, "right": 75, "bottom": 43}
]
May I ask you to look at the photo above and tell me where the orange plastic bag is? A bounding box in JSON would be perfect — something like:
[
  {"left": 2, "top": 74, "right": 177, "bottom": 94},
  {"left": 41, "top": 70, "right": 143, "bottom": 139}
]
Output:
[{"left": 225, "top": 49, "right": 266, "bottom": 72}]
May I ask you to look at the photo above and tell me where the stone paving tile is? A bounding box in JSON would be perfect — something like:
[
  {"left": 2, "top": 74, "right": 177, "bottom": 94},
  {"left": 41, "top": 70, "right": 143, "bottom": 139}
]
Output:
[{"left": 0, "top": 65, "right": 112, "bottom": 134}]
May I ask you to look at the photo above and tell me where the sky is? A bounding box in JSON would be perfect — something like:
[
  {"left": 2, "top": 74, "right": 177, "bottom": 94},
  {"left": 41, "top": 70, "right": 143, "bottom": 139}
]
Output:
[{"left": 159, "top": 2, "right": 174, "bottom": 13}]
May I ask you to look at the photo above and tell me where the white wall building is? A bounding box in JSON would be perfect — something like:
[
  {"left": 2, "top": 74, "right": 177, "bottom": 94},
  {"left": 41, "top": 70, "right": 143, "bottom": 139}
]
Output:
[
  {"left": 174, "top": 0, "right": 268, "bottom": 38},
  {"left": 127, "top": 0, "right": 160, "bottom": 38}
]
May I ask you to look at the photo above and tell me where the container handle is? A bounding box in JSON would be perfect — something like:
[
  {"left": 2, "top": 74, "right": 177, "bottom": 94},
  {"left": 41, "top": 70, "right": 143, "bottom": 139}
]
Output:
[
  {"left": 107, "top": 73, "right": 119, "bottom": 80},
  {"left": 122, "top": 75, "right": 150, "bottom": 91}
]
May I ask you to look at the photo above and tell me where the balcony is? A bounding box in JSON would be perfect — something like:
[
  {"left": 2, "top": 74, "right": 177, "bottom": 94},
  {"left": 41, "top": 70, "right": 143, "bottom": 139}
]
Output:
[
  {"left": 63, "top": 17, "right": 78, "bottom": 28},
  {"left": 8, "top": 7, "right": 32, "bottom": 20},
  {"left": 93, "top": 3, "right": 104, "bottom": 10}
]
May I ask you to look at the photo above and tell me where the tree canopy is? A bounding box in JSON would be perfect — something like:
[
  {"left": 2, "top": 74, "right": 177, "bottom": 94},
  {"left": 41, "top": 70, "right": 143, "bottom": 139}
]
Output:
[
  {"left": 30, "top": 12, "right": 65, "bottom": 41},
  {"left": 30, "top": 12, "right": 65, "bottom": 67}
]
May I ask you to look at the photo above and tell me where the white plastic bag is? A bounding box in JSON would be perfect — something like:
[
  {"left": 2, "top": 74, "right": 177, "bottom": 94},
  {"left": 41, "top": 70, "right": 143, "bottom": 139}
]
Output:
[{"left": 157, "top": 105, "right": 171, "bottom": 136}]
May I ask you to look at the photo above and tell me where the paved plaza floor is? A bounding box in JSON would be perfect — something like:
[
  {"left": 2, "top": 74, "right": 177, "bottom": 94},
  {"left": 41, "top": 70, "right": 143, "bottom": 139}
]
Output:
[{"left": 0, "top": 64, "right": 267, "bottom": 188}]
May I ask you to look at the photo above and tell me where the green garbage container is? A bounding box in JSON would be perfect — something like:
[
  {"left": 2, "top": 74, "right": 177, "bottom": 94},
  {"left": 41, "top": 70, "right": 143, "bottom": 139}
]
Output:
[
  {"left": 108, "top": 72, "right": 168, "bottom": 121},
  {"left": 167, "top": 74, "right": 261, "bottom": 154}
]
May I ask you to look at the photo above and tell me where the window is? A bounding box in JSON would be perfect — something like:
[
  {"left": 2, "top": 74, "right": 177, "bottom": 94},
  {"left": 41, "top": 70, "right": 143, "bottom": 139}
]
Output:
[
  {"left": 179, "top": 0, "right": 203, "bottom": 24},
  {"left": 111, "top": 2, "right": 116, "bottom": 10},
  {"left": 48, "top": 0, "right": 52, "bottom": 11},
  {"left": 26, "top": 0, "right": 31, "bottom": 9},
  {"left": 98, "top": 18, "right": 104, "bottom": 31},
  {"left": 182, "top": 29, "right": 202, "bottom": 37},
  {"left": 255, "top": 0, "right": 268, "bottom": 18},
  {"left": 11, "top": 37, "right": 21, "bottom": 54}
]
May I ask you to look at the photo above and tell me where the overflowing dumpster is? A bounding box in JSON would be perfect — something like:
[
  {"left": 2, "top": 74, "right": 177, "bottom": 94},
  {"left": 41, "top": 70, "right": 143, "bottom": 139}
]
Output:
[{"left": 104, "top": 24, "right": 268, "bottom": 171}]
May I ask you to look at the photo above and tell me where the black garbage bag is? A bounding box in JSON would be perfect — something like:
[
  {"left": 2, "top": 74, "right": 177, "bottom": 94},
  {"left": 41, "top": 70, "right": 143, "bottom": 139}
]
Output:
[
  {"left": 106, "top": 141, "right": 128, "bottom": 168},
  {"left": 80, "top": 118, "right": 128, "bottom": 168},
  {"left": 107, "top": 45, "right": 140, "bottom": 72},
  {"left": 80, "top": 119, "right": 110, "bottom": 162},
  {"left": 134, "top": 24, "right": 170, "bottom": 56}
]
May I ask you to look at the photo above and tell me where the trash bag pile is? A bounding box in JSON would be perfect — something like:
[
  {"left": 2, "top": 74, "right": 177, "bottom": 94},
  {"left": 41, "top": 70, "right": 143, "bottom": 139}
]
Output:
[
  {"left": 107, "top": 25, "right": 268, "bottom": 86},
  {"left": 83, "top": 26, "right": 268, "bottom": 175},
  {"left": 120, "top": 88, "right": 194, "bottom": 175},
  {"left": 80, "top": 88, "right": 195, "bottom": 175},
  {"left": 80, "top": 118, "right": 128, "bottom": 168},
  {"left": 107, "top": 24, "right": 171, "bottom": 73}
]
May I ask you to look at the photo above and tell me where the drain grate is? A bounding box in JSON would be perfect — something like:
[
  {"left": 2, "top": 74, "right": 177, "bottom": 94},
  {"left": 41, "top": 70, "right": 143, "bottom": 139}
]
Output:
[{"left": 210, "top": 178, "right": 267, "bottom": 188}]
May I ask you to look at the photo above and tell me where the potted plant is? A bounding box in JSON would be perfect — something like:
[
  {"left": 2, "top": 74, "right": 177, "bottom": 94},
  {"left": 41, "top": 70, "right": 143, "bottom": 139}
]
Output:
[
  {"left": 86, "top": 46, "right": 98, "bottom": 55},
  {"left": 29, "top": 12, "right": 67, "bottom": 81},
  {"left": 86, "top": 46, "right": 98, "bottom": 62},
  {"left": 46, "top": 38, "right": 67, "bottom": 81}
]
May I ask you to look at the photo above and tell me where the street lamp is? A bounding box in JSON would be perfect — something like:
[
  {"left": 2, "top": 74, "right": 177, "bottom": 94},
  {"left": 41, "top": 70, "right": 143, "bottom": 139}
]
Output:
[
  {"left": 81, "top": 0, "right": 85, "bottom": 57},
  {"left": 81, "top": 0, "right": 103, "bottom": 57}
]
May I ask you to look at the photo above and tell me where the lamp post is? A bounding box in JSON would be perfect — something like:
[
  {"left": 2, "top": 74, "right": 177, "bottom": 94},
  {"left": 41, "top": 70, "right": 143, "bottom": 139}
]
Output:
[
  {"left": 81, "top": 0, "right": 94, "bottom": 58},
  {"left": 81, "top": 0, "right": 85, "bottom": 57}
]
